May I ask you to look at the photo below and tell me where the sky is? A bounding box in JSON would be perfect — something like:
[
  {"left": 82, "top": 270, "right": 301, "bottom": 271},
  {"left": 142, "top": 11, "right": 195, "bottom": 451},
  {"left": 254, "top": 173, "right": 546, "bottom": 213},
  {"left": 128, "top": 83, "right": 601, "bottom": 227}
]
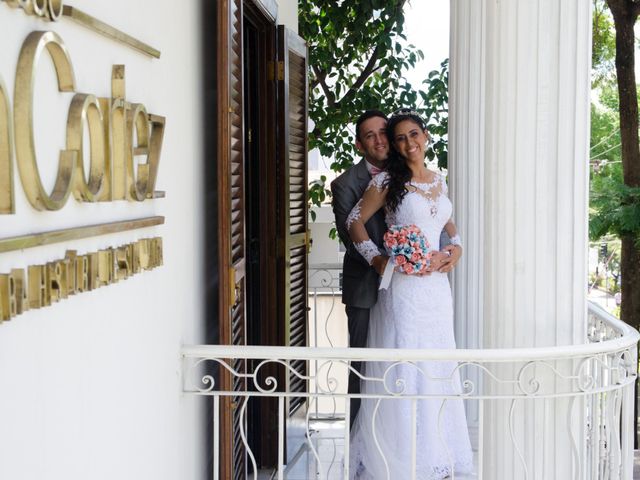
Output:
[{"left": 403, "top": 1, "right": 450, "bottom": 90}]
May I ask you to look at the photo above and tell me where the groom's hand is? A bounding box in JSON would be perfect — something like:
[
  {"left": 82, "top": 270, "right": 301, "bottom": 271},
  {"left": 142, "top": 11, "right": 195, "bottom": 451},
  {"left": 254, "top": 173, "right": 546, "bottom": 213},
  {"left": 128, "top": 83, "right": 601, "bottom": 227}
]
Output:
[
  {"left": 371, "top": 255, "right": 389, "bottom": 276},
  {"left": 426, "top": 250, "right": 448, "bottom": 273},
  {"left": 437, "top": 245, "right": 462, "bottom": 273}
]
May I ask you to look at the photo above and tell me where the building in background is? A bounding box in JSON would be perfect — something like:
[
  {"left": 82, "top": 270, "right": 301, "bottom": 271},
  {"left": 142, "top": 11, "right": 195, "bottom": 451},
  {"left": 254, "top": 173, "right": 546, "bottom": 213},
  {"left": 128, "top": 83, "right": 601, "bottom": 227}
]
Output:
[{"left": 0, "top": 1, "right": 305, "bottom": 479}]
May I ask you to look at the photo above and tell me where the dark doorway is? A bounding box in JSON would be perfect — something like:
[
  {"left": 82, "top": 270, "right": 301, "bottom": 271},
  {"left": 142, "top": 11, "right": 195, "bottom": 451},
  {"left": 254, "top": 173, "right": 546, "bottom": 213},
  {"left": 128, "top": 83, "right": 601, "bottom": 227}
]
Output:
[
  {"left": 243, "top": 8, "right": 262, "bottom": 350},
  {"left": 243, "top": 2, "right": 279, "bottom": 470}
]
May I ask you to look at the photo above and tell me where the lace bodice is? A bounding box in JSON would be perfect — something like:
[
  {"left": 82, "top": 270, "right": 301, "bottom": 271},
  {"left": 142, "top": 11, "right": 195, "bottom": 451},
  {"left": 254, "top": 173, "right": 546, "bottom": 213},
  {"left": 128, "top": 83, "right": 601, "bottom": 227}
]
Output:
[
  {"left": 346, "top": 171, "right": 453, "bottom": 263},
  {"left": 380, "top": 172, "right": 451, "bottom": 251}
]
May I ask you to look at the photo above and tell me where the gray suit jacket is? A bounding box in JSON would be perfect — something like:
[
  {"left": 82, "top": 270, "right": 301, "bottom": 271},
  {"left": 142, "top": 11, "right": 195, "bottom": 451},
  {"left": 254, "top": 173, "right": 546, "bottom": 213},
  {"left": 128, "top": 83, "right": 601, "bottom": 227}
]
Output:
[{"left": 331, "top": 160, "right": 386, "bottom": 309}]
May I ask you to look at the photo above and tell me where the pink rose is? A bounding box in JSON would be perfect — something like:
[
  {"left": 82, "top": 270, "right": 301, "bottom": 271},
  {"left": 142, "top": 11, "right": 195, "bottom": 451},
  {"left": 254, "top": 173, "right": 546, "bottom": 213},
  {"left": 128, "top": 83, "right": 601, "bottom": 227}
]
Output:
[
  {"left": 403, "top": 263, "right": 414, "bottom": 274},
  {"left": 395, "top": 255, "right": 407, "bottom": 266},
  {"left": 411, "top": 252, "right": 421, "bottom": 263}
]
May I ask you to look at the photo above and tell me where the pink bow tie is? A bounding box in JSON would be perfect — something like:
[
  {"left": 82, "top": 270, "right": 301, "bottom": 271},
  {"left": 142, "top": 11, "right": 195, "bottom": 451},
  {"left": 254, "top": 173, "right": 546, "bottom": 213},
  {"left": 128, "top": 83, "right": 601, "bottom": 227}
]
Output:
[{"left": 370, "top": 166, "right": 383, "bottom": 176}]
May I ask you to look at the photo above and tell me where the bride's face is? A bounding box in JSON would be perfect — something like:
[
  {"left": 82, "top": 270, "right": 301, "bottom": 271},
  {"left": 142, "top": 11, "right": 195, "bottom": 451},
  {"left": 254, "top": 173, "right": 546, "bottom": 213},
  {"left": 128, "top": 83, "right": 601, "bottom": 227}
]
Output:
[{"left": 392, "top": 119, "right": 429, "bottom": 163}]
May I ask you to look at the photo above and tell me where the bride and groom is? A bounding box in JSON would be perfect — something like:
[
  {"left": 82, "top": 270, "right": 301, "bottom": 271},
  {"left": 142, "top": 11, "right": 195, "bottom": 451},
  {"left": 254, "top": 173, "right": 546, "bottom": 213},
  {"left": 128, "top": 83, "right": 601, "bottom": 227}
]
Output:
[{"left": 331, "top": 109, "right": 473, "bottom": 479}]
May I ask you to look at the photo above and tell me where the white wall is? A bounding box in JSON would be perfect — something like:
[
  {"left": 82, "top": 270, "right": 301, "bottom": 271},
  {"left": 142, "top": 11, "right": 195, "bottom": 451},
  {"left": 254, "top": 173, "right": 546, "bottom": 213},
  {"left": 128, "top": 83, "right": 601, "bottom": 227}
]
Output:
[
  {"left": 308, "top": 206, "right": 341, "bottom": 266},
  {"left": 278, "top": 0, "right": 299, "bottom": 33},
  {"left": 0, "top": 2, "right": 205, "bottom": 479}
]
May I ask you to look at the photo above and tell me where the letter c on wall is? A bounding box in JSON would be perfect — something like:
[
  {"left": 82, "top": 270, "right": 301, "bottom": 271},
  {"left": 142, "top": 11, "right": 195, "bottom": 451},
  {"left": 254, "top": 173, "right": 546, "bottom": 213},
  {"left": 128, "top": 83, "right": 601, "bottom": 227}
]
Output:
[
  {"left": 0, "top": 77, "right": 14, "bottom": 214},
  {"left": 14, "top": 30, "right": 77, "bottom": 211}
]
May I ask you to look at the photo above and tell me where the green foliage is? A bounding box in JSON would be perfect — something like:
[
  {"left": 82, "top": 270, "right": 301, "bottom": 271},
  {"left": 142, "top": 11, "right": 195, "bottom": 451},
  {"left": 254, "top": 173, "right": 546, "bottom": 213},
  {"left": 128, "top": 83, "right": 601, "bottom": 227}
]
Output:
[
  {"left": 590, "top": 84, "right": 621, "bottom": 165},
  {"left": 308, "top": 175, "right": 327, "bottom": 222},
  {"left": 590, "top": 83, "right": 640, "bottom": 248},
  {"left": 592, "top": 0, "right": 616, "bottom": 87},
  {"left": 590, "top": 173, "right": 640, "bottom": 246},
  {"left": 299, "top": 0, "right": 449, "bottom": 210}
]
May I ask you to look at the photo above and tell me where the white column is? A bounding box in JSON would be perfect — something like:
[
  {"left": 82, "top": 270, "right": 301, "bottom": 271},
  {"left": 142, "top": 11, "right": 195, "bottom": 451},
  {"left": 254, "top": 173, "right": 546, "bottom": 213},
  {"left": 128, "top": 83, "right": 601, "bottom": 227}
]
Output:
[{"left": 449, "top": 0, "right": 591, "bottom": 478}]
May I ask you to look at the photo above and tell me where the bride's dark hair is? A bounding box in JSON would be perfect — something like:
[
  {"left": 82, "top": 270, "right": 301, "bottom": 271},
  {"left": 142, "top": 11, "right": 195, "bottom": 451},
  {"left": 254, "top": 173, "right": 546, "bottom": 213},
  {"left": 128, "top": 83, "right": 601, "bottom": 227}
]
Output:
[{"left": 385, "top": 108, "right": 428, "bottom": 212}]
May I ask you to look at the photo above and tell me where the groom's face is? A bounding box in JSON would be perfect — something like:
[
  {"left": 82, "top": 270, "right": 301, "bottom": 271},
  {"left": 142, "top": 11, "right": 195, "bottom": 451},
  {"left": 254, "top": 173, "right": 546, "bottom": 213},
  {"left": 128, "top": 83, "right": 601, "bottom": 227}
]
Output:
[{"left": 355, "top": 116, "right": 389, "bottom": 166}]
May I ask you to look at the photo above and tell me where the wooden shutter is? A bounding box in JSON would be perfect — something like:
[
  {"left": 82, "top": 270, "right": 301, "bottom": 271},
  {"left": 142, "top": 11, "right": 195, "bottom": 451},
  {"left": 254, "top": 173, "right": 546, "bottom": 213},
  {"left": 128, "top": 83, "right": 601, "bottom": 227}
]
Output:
[
  {"left": 217, "top": 0, "right": 247, "bottom": 478},
  {"left": 276, "top": 26, "right": 309, "bottom": 415}
]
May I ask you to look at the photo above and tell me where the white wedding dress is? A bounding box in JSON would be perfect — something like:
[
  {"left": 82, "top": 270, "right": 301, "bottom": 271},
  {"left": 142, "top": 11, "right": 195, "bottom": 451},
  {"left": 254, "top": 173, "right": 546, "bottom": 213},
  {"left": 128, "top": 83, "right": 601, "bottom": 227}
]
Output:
[{"left": 348, "top": 172, "right": 474, "bottom": 480}]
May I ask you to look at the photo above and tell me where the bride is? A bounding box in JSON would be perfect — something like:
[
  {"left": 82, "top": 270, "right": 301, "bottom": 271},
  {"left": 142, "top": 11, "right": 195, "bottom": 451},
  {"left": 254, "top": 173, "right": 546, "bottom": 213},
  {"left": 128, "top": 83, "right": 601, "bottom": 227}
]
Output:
[{"left": 346, "top": 108, "right": 474, "bottom": 479}]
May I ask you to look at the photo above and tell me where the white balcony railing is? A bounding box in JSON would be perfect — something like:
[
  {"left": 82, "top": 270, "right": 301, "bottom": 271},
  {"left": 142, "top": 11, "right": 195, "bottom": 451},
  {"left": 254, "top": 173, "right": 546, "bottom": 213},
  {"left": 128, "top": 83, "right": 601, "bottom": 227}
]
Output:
[{"left": 182, "top": 269, "right": 639, "bottom": 480}]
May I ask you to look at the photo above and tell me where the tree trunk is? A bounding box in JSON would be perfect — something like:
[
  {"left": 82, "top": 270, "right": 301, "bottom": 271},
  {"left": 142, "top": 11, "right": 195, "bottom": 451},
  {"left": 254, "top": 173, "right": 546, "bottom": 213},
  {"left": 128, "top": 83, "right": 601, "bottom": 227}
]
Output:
[
  {"left": 622, "top": 236, "right": 640, "bottom": 328},
  {"left": 607, "top": 0, "right": 640, "bottom": 448},
  {"left": 607, "top": 0, "right": 640, "bottom": 332}
]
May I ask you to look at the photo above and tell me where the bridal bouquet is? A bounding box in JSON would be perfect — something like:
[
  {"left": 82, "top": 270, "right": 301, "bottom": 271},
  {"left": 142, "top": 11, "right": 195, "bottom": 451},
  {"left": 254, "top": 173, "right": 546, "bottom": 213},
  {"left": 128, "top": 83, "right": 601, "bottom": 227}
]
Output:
[{"left": 383, "top": 224, "right": 432, "bottom": 275}]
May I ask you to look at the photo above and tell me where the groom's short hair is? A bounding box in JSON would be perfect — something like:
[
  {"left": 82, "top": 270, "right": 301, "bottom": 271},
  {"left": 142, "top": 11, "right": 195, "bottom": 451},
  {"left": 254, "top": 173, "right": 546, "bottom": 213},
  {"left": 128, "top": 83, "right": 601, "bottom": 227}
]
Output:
[{"left": 355, "top": 110, "right": 388, "bottom": 141}]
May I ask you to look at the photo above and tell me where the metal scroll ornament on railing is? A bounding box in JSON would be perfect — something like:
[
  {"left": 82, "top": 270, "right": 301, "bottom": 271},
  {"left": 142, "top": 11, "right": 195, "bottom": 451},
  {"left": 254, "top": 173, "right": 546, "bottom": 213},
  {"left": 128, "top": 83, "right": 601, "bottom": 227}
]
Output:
[{"left": 182, "top": 303, "right": 639, "bottom": 480}]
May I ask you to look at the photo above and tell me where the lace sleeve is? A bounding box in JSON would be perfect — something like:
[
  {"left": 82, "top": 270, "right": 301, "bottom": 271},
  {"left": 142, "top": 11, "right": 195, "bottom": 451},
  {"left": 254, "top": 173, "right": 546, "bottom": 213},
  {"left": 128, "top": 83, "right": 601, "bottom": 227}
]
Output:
[
  {"left": 354, "top": 239, "right": 382, "bottom": 265},
  {"left": 369, "top": 171, "right": 389, "bottom": 192},
  {"left": 346, "top": 174, "right": 388, "bottom": 265},
  {"left": 346, "top": 199, "right": 363, "bottom": 232}
]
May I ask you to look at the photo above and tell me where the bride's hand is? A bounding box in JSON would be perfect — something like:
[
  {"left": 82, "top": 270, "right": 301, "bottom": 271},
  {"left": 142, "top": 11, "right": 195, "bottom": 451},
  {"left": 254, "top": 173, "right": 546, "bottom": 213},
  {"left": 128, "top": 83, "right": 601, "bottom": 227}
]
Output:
[
  {"left": 371, "top": 255, "right": 389, "bottom": 276},
  {"left": 437, "top": 245, "right": 462, "bottom": 273}
]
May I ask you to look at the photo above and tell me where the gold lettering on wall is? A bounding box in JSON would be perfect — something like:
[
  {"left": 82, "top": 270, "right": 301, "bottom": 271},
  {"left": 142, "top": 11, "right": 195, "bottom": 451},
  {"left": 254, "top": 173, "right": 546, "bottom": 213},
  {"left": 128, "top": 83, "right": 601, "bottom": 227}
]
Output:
[
  {"left": 87, "top": 252, "right": 99, "bottom": 291},
  {"left": 66, "top": 93, "right": 106, "bottom": 202},
  {"left": 146, "top": 114, "right": 164, "bottom": 198},
  {"left": 0, "top": 237, "right": 162, "bottom": 322},
  {"left": 48, "top": 260, "right": 67, "bottom": 301},
  {"left": 5, "top": 0, "right": 62, "bottom": 20},
  {"left": 28, "top": 265, "right": 49, "bottom": 309},
  {"left": 0, "top": 26, "right": 165, "bottom": 324},
  {"left": 1, "top": 32, "right": 166, "bottom": 215},
  {"left": 97, "top": 248, "right": 113, "bottom": 286},
  {"left": 10, "top": 269, "right": 27, "bottom": 315},
  {"left": 0, "top": 274, "right": 10, "bottom": 321},
  {"left": 110, "top": 65, "right": 127, "bottom": 201},
  {"left": 14, "top": 30, "right": 77, "bottom": 211},
  {"left": 0, "top": 77, "right": 13, "bottom": 214},
  {"left": 77, "top": 254, "right": 88, "bottom": 293},
  {"left": 115, "top": 244, "right": 132, "bottom": 280},
  {"left": 3, "top": 1, "right": 160, "bottom": 58},
  {"left": 127, "top": 103, "right": 149, "bottom": 201}
]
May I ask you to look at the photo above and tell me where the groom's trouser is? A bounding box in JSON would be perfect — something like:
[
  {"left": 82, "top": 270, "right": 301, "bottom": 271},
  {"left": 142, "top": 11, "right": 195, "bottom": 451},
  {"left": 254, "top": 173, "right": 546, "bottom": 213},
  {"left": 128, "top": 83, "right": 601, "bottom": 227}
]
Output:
[{"left": 345, "top": 305, "right": 369, "bottom": 428}]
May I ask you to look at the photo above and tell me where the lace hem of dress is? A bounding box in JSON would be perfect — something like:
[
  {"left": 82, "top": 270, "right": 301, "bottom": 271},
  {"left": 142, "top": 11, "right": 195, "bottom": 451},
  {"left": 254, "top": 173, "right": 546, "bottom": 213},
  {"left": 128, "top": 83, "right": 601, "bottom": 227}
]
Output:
[
  {"left": 353, "top": 239, "right": 382, "bottom": 265},
  {"left": 351, "top": 458, "right": 475, "bottom": 480}
]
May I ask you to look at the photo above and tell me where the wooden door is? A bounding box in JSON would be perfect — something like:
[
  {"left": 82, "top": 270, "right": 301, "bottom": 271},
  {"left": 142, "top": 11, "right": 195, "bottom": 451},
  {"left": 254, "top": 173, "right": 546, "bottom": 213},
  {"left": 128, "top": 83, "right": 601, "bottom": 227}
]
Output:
[
  {"left": 276, "top": 25, "right": 310, "bottom": 416},
  {"left": 214, "top": 7, "right": 310, "bottom": 475},
  {"left": 217, "top": 0, "right": 247, "bottom": 478}
]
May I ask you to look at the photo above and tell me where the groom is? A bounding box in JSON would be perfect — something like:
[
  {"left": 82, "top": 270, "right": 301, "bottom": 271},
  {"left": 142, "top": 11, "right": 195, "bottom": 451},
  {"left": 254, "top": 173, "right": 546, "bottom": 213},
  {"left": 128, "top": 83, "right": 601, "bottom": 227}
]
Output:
[
  {"left": 331, "top": 110, "right": 460, "bottom": 426},
  {"left": 331, "top": 110, "right": 388, "bottom": 426}
]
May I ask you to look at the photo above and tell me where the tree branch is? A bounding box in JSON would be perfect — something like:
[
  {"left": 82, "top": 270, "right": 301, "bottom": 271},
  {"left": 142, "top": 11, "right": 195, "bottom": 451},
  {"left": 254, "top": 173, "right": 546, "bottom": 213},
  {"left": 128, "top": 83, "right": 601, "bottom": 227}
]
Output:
[
  {"left": 312, "top": 65, "right": 336, "bottom": 107},
  {"left": 333, "top": 0, "right": 407, "bottom": 109},
  {"left": 336, "top": 43, "right": 382, "bottom": 105}
]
